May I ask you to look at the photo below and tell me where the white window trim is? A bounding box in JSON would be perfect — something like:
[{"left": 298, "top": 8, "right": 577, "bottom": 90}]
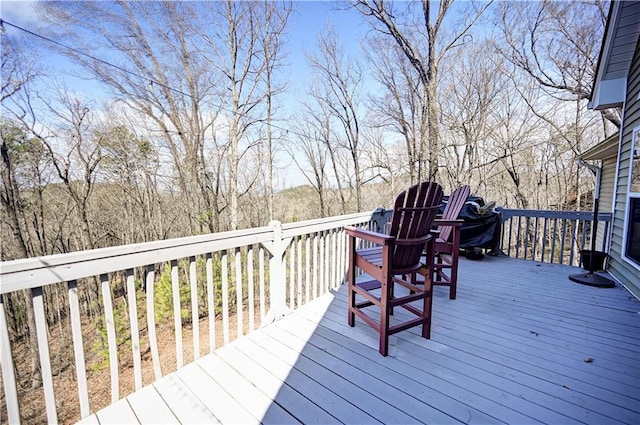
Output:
[{"left": 622, "top": 126, "right": 640, "bottom": 270}]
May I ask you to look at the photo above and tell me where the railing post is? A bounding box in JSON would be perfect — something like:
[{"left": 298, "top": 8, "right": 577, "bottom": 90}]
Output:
[
  {"left": 68, "top": 279, "right": 90, "bottom": 416},
  {"left": 32, "top": 286, "right": 57, "bottom": 423},
  {"left": 0, "top": 295, "right": 20, "bottom": 424},
  {"left": 262, "top": 220, "right": 292, "bottom": 323}
]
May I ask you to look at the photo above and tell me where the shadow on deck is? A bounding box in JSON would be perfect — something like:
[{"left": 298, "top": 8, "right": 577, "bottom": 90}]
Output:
[{"left": 82, "top": 255, "right": 640, "bottom": 424}]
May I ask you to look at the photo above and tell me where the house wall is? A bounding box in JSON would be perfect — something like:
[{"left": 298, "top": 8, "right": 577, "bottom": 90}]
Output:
[{"left": 611, "top": 39, "right": 640, "bottom": 297}]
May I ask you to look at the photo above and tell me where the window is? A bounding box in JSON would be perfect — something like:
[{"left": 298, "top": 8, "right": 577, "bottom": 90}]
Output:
[
  {"left": 632, "top": 140, "right": 640, "bottom": 192},
  {"left": 627, "top": 198, "right": 640, "bottom": 265},
  {"left": 625, "top": 128, "right": 640, "bottom": 267}
]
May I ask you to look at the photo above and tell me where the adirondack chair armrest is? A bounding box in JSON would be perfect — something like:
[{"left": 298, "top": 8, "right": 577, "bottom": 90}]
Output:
[
  {"left": 344, "top": 225, "right": 393, "bottom": 245},
  {"left": 394, "top": 234, "right": 433, "bottom": 246}
]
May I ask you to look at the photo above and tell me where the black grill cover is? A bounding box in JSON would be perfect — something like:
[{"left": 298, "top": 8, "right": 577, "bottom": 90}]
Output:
[{"left": 439, "top": 196, "right": 501, "bottom": 252}]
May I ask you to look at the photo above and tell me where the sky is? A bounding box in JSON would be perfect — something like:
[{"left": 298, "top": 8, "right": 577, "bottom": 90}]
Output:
[
  {"left": 285, "top": 1, "right": 370, "bottom": 107},
  {"left": 1, "top": 0, "right": 35, "bottom": 22},
  {"left": 1, "top": 0, "right": 372, "bottom": 187},
  {"left": 0, "top": 0, "right": 368, "bottom": 101}
]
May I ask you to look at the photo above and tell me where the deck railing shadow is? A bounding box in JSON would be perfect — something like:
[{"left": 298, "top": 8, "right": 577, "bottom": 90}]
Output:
[
  {"left": 0, "top": 209, "right": 388, "bottom": 423},
  {"left": 260, "top": 254, "right": 638, "bottom": 424},
  {"left": 256, "top": 269, "right": 501, "bottom": 423}
]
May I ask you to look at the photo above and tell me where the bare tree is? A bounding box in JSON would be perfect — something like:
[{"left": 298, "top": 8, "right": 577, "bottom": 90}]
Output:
[
  {"left": 260, "top": 0, "right": 292, "bottom": 221},
  {"left": 38, "top": 1, "right": 292, "bottom": 232},
  {"left": 1, "top": 32, "right": 41, "bottom": 104},
  {"left": 306, "top": 24, "right": 366, "bottom": 211},
  {"left": 0, "top": 121, "right": 47, "bottom": 389},
  {"left": 287, "top": 109, "right": 331, "bottom": 217},
  {"left": 195, "top": 1, "right": 288, "bottom": 230},
  {"left": 1, "top": 34, "right": 45, "bottom": 257},
  {"left": 361, "top": 125, "right": 409, "bottom": 198},
  {"left": 352, "top": 0, "right": 493, "bottom": 180},
  {"left": 39, "top": 1, "right": 221, "bottom": 232},
  {"left": 439, "top": 40, "right": 506, "bottom": 189},
  {"left": 35, "top": 90, "right": 105, "bottom": 251},
  {"left": 0, "top": 34, "right": 47, "bottom": 390},
  {"left": 495, "top": 0, "right": 619, "bottom": 131},
  {"left": 494, "top": 0, "right": 611, "bottom": 217},
  {"left": 364, "top": 36, "right": 423, "bottom": 184},
  {"left": 482, "top": 77, "right": 543, "bottom": 209},
  {"left": 98, "top": 119, "right": 166, "bottom": 243}
]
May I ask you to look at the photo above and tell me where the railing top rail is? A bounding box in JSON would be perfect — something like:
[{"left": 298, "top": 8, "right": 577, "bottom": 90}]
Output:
[
  {"left": 382, "top": 207, "right": 613, "bottom": 221},
  {"left": 0, "top": 211, "right": 383, "bottom": 294},
  {"left": 0, "top": 225, "right": 273, "bottom": 294},
  {"left": 497, "top": 208, "right": 613, "bottom": 221},
  {"left": 281, "top": 210, "right": 381, "bottom": 237}
]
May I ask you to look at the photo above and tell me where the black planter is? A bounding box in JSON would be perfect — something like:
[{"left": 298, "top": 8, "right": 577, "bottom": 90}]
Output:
[{"left": 579, "top": 249, "right": 608, "bottom": 272}]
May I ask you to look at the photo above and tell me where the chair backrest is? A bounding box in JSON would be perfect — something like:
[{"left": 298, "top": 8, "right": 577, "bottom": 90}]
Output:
[
  {"left": 387, "top": 181, "right": 444, "bottom": 272},
  {"left": 437, "top": 184, "right": 471, "bottom": 242}
]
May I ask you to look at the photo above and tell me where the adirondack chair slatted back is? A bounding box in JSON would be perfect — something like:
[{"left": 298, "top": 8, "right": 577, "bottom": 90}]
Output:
[
  {"left": 432, "top": 184, "right": 472, "bottom": 300},
  {"left": 345, "top": 180, "right": 444, "bottom": 356},
  {"left": 387, "top": 181, "right": 444, "bottom": 272},
  {"left": 437, "top": 185, "right": 471, "bottom": 242}
]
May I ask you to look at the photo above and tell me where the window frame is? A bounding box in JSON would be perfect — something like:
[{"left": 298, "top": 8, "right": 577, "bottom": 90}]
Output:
[{"left": 622, "top": 126, "right": 640, "bottom": 269}]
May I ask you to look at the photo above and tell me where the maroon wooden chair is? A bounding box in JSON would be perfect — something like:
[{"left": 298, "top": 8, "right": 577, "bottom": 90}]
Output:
[
  {"left": 345, "top": 181, "right": 443, "bottom": 356},
  {"left": 431, "top": 184, "right": 471, "bottom": 300}
]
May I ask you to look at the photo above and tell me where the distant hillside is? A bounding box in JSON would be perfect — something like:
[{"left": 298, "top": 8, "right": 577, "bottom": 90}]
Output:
[{"left": 272, "top": 181, "right": 406, "bottom": 223}]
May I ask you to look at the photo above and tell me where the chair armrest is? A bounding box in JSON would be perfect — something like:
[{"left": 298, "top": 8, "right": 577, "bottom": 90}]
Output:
[
  {"left": 434, "top": 218, "right": 464, "bottom": 227},
  {"left": 344, "top": 225, "right": 393, "bottom": 245},
  {"left": 394, "top": 234, "right": 433, "bottom": 246}
]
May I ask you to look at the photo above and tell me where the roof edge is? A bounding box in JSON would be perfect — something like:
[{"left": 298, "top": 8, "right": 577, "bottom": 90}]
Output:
[
  {"left": 579, "top": 132, "right": 620, "bottom": 160},
  {"left": 589, "top": 1, "right": 621, "bottom": 109}
]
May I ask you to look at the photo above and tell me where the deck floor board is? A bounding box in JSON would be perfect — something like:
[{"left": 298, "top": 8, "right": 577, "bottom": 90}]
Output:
[
  {"left": 310, "top": 297, "right": 600, "bottom": 424},
  {"left": 126, "top": 384, "right": 180, "bottom": 424},
  {"left": 325, "top": 296, "right": 637, "bottom": 424},
  {"left": 79, "top": 256, "right": 640, "bottom": 424}
]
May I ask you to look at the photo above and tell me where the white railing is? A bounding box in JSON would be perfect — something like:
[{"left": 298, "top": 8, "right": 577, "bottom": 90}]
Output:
[
  {"left": 0, "top": 210, "right": 387, "bottom": 424},
  {"left": 373, "top": 206, "right": 610, "bottom": 267},
  {"left": 498, "top": 209, "right": 613, "bottom": 266}
]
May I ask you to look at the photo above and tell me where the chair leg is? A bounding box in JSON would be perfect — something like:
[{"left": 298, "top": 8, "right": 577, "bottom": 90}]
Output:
[
  {"left": 433, "top": 250, "right": 458, "bottom": 300},
  {"left": 449, "top": 255, "right": 458, "bottom": 300},
  {"left": 348, "top": 237, "right": 356, "bottom": 327},
  {"left": 348, "top": 289, "right": 356, "bottom": 327},
  {"left": 379, "top": 277, "right": 391, "bottom": 356},
  {"left": 422, "top": 240, "right": 435, "bottom": 338},
  {"left": 380, "top": 327, "right": 389, "bottom": 356},
  {"left": 389, "top": 277, "right": 395, "bottom": 316},
  {"left": 449, "top": 227, "right": 461, "bottom": 300},
  {"left": 422, "top": 276, "right": 433, "bottom": 339}
]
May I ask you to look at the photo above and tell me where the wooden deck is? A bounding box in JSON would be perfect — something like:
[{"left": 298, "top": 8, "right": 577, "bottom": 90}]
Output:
[{"left": 79, "top": 255, "right": 640, "bottom": 424}]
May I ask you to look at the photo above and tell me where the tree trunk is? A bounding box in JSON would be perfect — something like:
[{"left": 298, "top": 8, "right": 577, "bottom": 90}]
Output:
[{"left": 1, "top": 139, "right": 42, "bottom": 388}]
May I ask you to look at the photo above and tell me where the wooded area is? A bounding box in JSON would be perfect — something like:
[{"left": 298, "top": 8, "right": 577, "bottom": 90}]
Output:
[
  {"left": 2, "top": 0, "right": 618, "bottom": 258},
  {"left": 0, "top": 1, "right": 621, "bottom": 421}
]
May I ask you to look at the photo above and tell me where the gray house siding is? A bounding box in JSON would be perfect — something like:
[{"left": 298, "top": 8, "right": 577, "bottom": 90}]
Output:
[{"left": 610, "top": 40, "right": 640, "bottom": 296}]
